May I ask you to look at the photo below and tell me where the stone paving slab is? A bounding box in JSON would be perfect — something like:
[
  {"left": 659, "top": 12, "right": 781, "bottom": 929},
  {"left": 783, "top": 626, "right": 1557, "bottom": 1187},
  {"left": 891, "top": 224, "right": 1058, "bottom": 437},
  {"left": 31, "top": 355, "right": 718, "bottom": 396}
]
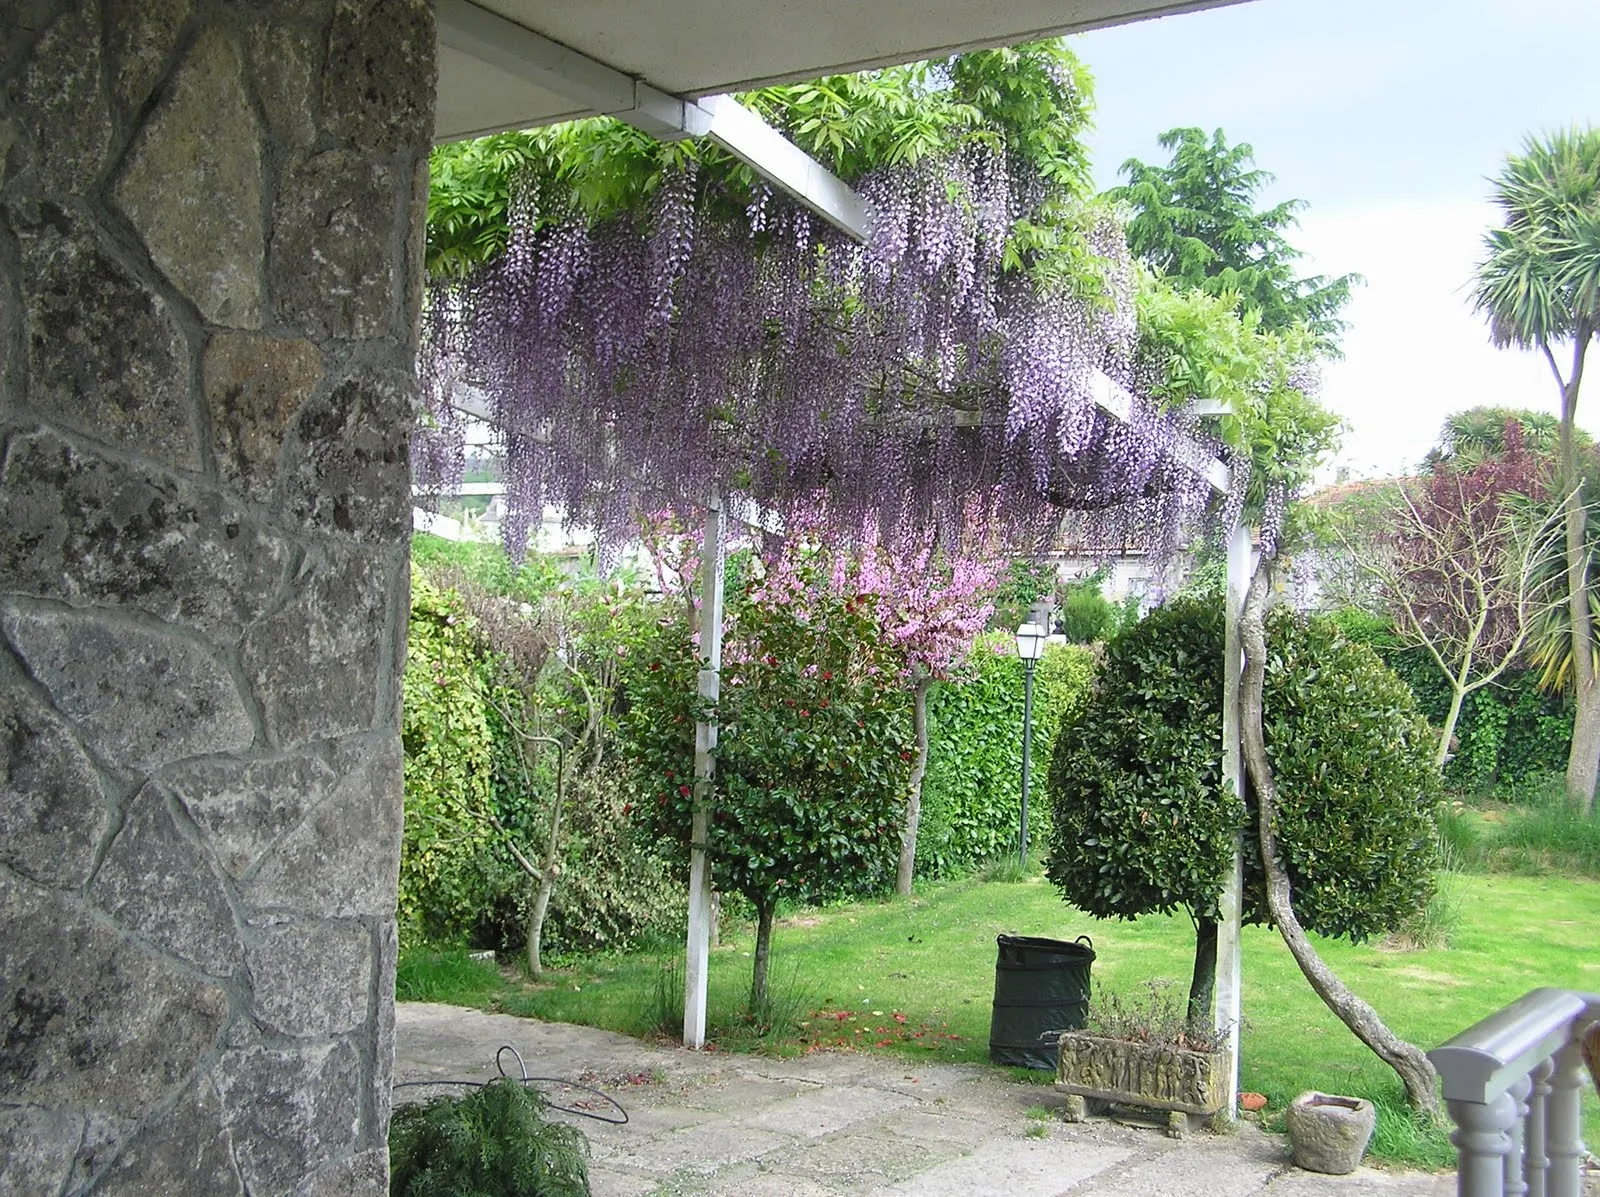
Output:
[{"left": 395, "top": 1002, "right": 1456, "bottom": 1197}]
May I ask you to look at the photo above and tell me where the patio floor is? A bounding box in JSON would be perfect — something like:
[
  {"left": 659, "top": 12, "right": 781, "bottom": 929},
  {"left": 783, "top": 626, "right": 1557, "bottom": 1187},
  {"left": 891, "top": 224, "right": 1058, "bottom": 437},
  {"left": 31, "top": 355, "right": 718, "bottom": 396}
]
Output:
[{"left": 394, "top": 1002, "right": 1459, "bottom": 1196}]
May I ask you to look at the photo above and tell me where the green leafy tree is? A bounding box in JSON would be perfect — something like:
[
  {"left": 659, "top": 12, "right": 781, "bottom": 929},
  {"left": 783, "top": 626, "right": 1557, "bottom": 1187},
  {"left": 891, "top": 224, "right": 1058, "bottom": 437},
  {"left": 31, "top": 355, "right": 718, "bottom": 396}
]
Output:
[
  {"left": 1048, "top": 601, "right": 1441, "bottom": 1034},
  {"left": 1473, "top": 126, "right": 1600, "bottom": 812},
  {"left": 1110, "top": 127, "right": 1358, "bottom": 348},
  {"left": 623, "top": 569, "right": 913, "bottom": 1012}
]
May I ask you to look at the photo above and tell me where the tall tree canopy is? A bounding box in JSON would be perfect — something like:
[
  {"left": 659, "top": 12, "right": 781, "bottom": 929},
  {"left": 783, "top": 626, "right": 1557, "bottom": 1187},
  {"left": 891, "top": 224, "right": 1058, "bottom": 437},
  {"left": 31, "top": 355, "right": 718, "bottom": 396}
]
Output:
[
  {"left": 419, "top": 46, "right": 1221, "bottom": 564},
  {"left": 1109, "top": 127, "right": 1358, "bottom": 349},
  {"left": 1473, "top": 125, "right": 1600, "bottom": 812}
]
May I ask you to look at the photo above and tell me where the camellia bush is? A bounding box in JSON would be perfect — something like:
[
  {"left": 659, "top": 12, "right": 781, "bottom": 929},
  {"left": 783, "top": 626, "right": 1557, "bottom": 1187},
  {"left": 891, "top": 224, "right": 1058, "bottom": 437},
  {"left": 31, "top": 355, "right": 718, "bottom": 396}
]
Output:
[
  {"left": 622, "top": 555, "right": 914, "bottom": 1010},
  {"left": 1047, "top": 597, "right": 1441, "bottom": 1022}
]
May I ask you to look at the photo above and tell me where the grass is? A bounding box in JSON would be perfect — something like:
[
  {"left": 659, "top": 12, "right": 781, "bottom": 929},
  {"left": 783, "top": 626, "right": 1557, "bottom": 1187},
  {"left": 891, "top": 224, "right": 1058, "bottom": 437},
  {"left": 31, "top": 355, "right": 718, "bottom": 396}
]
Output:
[
  {"left": 1443, "top": 786, "right": 1600, "bottom": 876},
  {"left": 397, "top": 867, "right": 1600, "bottom": 1170}
]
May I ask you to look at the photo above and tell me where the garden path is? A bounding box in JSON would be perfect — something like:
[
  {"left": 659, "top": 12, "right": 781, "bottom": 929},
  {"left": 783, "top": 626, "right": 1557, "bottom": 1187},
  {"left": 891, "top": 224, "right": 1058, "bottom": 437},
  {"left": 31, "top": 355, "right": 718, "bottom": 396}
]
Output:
[{"left": 395, "top": 1002, "right": 1460, "bottom": 1196}]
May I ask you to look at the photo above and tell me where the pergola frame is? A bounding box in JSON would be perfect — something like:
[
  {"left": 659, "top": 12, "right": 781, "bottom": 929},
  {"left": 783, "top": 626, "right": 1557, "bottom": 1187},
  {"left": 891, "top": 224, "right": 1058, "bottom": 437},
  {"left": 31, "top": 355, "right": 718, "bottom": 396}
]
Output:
[{"left": 435, "top": 45, "right": 1251, "bottom": 1113}]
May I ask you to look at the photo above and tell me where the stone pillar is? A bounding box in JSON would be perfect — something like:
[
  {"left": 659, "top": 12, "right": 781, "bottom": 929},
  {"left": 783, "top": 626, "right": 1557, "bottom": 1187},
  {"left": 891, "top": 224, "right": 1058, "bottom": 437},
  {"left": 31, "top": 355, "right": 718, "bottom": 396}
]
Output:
[{"left": 0, "top": 4, "right": 434, "bottom": 1195}]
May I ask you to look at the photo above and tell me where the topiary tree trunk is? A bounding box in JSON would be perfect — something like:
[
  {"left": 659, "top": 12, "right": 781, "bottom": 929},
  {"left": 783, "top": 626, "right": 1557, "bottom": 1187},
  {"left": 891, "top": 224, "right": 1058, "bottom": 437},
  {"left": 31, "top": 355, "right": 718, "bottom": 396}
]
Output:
[{"left": 1239, "top": 558, "right": 1440, "bottom": 1115}]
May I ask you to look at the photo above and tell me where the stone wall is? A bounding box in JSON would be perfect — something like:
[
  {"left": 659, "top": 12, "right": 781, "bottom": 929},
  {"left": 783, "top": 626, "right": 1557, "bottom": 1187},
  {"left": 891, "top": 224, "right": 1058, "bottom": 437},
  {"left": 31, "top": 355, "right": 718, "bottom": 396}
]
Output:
[{"left": 0, "top": 3, "right": 434, "bottom": 1193}]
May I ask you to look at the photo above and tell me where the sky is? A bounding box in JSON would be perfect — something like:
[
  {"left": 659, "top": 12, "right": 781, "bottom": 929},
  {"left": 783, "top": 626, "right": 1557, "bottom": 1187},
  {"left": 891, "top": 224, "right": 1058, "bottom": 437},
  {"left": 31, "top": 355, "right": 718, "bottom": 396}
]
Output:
[{"left": 1072, "top": 0, "right": 1600, "bottom": 480}]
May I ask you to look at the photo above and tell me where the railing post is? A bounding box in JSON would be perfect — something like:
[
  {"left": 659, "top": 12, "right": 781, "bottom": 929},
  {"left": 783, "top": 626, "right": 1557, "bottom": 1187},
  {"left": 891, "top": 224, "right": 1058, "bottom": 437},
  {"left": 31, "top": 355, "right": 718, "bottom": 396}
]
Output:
[
  {"left": 1526, "top": 1057, "right": 1553, "bottom": 1197},
  {"left": 1450, "top": 1091, "right": 1517, "bottom": 1197},
  {"left": 1505, "top": 1074, "right": 1532, "bottom": 1197},
  {"left": 1545, "top": 1039, "right": 1585, "bottom": 1197}
]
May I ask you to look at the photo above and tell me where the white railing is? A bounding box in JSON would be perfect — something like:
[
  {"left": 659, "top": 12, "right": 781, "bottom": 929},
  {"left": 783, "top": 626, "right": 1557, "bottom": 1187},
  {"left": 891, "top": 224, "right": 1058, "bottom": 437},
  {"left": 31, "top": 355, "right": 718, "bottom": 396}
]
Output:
[{"left": 1429, "top": 988, "right": 1597, "bottom": 1197}]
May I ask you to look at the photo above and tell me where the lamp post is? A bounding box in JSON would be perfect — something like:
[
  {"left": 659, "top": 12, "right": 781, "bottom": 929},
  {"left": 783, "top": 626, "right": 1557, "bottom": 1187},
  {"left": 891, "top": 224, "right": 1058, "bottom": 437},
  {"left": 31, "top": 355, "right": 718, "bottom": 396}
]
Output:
[{"left": 1014, "top": 617, "right": 1048, "bottom": 867}]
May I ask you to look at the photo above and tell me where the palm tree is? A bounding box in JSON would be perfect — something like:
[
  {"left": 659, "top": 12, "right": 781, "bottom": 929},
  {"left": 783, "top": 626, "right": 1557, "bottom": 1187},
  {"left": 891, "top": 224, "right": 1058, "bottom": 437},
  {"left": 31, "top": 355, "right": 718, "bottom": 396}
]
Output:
[{"left": 1473, "top": 127, "right": 1600, "bottom": 813}]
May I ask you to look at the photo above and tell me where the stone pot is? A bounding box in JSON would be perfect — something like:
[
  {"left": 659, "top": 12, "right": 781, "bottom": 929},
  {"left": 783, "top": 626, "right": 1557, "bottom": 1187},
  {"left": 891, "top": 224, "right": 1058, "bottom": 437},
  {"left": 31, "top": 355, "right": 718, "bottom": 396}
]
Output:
[{"left": 1285, "top": 1091, "right": 1376, "bottom": 1174}]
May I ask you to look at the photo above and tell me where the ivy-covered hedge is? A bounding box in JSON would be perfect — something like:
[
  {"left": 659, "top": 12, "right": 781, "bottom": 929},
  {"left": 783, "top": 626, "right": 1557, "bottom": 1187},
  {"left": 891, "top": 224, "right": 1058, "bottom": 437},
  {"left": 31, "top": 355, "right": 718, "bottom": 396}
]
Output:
[
  {"left": 1330, "top": 607, "right": 1572, "bottom": 794},
  {"left": 916, "top": 635, "right": 1095, "bottom": 877}
]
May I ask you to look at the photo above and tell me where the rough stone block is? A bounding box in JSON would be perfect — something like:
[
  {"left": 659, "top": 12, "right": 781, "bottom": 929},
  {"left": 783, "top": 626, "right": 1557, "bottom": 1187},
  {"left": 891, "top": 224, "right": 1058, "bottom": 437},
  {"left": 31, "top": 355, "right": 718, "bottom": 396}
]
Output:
[
  {"left": 217, "top": 1041, "right": 361, "bottom": 1197},
  {"left": 18, "top": 209, "right": 197, "bottom": 470},
  {"left": 293, "top": 1148, "right": 388, "bottom": 1197},
  {"left": 0, "top": 429, "right": 292, "bottom": 641},
  {"left": 247, "top": 20, "right": 319, "bottom": 154},
  {"left": 281, "top": 366, "right": 412, "bottom": 541},
  {"left": 247, "top": 919, "right": 373, "bottom": 1036},
  {"left": 203, "top": 331, "right": 324, "bottom": 499},
  {"left": 0, "top": 683, "right": 111, "bottom": 889},
  {"left": 3, "top": 605, "right": 255, "bottom": 774},
  {"left": 270, "top": 150, "right": 399, "bottom": 341},
  {"left": 115, "top": 28, "right": 264, "bottom": 328},
  {"left": 0, "top": 1103, "right": 80, "bottom": 1196},
  {"left": 11, "top": 2, "right": 111, "bottom": 195},
  {"left": 241, "top": 545, "right": 392, "bottom": 746},
  {"left": 323, "top": 0, "right": 435, "bottom": 153},
  {"left": 104, "top": 0, "right": 193, "bottom": 119},
  {"left": 91, "top": 1075, "right": 245, "bottom": 1196},
  {"left": 243, "top": 737, "right": 402, "bottom": 919},
  {"left": 91, "top": 782, "right": 243, "bottom": 976},
  {"left": 372, "top": 918, "right": 398, "bottom": 1128},
  {"left": 0, "top": 872, "right": 229, "bottom": 1119},
  {"left": 167, "top": 750, "right": 338, "bottom": 879}
]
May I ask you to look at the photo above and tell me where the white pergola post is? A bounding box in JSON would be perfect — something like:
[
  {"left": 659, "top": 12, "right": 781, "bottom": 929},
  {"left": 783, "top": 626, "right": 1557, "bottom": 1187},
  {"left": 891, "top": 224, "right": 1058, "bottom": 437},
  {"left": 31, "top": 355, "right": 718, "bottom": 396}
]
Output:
[
  {"left": 683, "top": 492, "right": 726, "bottom": 1049},
  {"left": 1215, "top": 519, "right": 1253, "bottom": 1113}
]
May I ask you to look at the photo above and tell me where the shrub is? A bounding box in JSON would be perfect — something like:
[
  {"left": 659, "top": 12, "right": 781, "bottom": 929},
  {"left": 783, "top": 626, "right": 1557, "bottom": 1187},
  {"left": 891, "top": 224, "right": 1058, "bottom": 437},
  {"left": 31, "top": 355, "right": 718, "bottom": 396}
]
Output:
[
  {"left": 1056, "top": 573, "right": 1122, "bottom": 643},
  {"left": 389, "top": 1079, "right": 590, "bottom": 1197},
  {"left": 1047, "top": 599, "right": 1441, "bottom": 1007}
]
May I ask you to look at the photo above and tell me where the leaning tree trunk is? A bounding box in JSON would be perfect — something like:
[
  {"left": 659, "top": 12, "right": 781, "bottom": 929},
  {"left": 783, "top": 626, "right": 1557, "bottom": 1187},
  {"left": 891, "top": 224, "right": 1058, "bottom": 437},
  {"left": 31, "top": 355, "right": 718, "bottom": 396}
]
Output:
[
  {"left": 896, "top": 674, "right": 934, "bottom": 896},
  {"left": 525, "top": 780, "right": 566, "bottom": 981},
  {"left": 750, "top": 897, "right": 776, "bottom": 1012},
  {"left": 1239, "top": 559, "right": 1440, "bottom": 1115}
]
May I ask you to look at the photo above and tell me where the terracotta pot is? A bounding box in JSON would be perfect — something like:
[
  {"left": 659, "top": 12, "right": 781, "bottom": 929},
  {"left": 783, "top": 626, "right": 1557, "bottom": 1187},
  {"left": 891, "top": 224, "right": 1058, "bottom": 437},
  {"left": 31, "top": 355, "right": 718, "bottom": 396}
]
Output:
[{"left": 1285, "top": 1091, "right": 1376, "bottom": 1175}]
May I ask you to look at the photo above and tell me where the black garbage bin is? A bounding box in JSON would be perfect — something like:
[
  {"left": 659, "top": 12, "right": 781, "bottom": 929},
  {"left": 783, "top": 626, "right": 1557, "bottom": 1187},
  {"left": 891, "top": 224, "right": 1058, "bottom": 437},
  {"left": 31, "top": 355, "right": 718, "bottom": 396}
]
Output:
[{"left": 987, "top": 933, "right": 1094, "bottom": 1070}]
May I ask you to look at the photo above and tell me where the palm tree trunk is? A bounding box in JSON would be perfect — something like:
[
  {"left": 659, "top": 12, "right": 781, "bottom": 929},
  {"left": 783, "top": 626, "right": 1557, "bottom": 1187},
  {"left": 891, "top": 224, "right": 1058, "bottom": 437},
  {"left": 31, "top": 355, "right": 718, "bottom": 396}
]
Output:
[
  {"left": 1240, "top": 559, "right": 1440, "bottom": 1114},
  {"left": 1559, "top": 376, "right": 1600, "bottom": 814},
  {"left": 896, "top": 674, "right": 933, "bottom": 896}
]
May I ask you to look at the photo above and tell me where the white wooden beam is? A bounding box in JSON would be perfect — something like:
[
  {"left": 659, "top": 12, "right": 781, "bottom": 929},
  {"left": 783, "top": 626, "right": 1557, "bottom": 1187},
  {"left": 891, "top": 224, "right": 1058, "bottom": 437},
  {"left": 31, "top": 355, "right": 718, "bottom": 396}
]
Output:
[
  {"left": 683, "top": 492, "right": 726, "bottom": 1049},
  {"left": 435, "top": 0, "right": 871, "bottom": 242},
  {"left": 1214, "top": 518, "right": 1252, "bottom": 1116},
  {"left": 1090, "top": 371, "right": 1230, "bottom": 495},
  {"left": 691, "top": 95, "right": 873, "bottom": 241}
]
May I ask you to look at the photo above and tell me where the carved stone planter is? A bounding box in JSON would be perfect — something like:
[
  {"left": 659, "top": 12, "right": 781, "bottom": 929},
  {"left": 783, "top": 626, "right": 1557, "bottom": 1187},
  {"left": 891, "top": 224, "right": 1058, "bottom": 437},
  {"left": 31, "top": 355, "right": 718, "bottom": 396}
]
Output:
[
  {"left": 1055, "top": 1032, "right": 1230, "bottom": 1138},
  {"left": 1285, "top": 1091, "right": 1376, "bottom": 1174}
]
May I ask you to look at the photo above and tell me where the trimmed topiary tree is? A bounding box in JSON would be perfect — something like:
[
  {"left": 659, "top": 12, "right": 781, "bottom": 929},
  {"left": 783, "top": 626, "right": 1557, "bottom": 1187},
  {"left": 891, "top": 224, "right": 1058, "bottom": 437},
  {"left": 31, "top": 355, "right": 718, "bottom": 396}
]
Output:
[{"left": 1046, "top": 597, "right": 1441, "bottom": 1026}]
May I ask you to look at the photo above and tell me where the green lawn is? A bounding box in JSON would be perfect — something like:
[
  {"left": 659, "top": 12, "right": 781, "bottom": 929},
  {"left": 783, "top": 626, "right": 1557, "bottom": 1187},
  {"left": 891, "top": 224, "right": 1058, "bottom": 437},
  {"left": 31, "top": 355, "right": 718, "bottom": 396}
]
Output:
[{"left": 398, "top": 868, "right": 1600, "bottom": 1169}]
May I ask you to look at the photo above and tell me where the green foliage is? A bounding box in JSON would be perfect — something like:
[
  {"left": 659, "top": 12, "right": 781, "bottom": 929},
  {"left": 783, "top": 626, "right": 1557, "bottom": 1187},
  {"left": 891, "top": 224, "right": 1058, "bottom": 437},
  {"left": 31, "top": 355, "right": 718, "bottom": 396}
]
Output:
[
  {"left": 427, "top": 42, "right": 1110, "bottom": 295},
  {"left": 1245, "top": 608, "right": 1443, "bottom": 941},
  {"left": 401, "top": 574, "right": 499, "bottom": 942},
  {"left": 989, "top": 558, "right": 1057, "bottom": 631},
  {"left": 1055, "top": 572, "right": 1128, "bottom": 643},
  {"left": 1473, "top": 126, "right": 1600, "bottom": 354},
  {"left": 1109, "top": 127, "right": 1358, "bottom": 347},
  {"left": 1046, "top": 599, "right": 1242, "bottom": 921},
  {"left": 389, "top": 1079, "right": 590, "bottom": 1197},
  {"left": 916, "top": 638, "right": 1095, "bottom": 877},
  {"left": 1047, "top": 600, "right": 1441, "bottom": 943},
  {"left": 402, "top": 546, "right": 685, "bottom": 957},
  {"left": 1335, "top": 610, "right": 1574, "bottom": 791},
  {"left": 622, "top": 585, "right": 915, "bottom": 914}
]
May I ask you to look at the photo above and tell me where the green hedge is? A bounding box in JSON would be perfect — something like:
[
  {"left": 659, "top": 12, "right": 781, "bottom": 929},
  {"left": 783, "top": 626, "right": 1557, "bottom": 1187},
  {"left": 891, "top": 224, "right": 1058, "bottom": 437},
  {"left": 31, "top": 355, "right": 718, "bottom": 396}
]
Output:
[
  {"left": 916, "top": 636, "right": 1095, "bottom": 877},
  {"left": 1330, "top": 608, "right": 1572, "bottom": 794}
]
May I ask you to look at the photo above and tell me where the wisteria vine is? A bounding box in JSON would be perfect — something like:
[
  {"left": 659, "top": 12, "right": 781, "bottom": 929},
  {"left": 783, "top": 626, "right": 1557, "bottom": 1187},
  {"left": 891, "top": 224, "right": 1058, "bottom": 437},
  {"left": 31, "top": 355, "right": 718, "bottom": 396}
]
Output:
[{"left": 417, "top": 52, "right": 1227, "bottom": 561}]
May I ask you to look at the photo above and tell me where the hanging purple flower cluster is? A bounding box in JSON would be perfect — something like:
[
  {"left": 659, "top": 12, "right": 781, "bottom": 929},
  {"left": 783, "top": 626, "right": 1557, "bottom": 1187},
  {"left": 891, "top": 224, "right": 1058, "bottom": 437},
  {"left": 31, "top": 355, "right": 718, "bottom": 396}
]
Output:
[{"left": 417, "top": 144, "right": 1220, "bottom": 560}]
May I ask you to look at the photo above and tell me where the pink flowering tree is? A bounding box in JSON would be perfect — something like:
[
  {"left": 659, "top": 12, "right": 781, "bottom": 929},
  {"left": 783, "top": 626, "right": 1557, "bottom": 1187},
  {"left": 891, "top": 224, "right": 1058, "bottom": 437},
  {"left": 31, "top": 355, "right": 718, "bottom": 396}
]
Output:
[{"left": 756, "top": 512, "right": 1002, "bottom": 895}]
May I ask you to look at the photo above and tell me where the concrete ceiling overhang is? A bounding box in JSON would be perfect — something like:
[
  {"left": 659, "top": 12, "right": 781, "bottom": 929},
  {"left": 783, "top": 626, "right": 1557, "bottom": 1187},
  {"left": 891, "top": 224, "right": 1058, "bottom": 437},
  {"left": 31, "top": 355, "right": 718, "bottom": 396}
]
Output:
[{"left": 436, "top": 0, "right": 1247, "bottom": 142}]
